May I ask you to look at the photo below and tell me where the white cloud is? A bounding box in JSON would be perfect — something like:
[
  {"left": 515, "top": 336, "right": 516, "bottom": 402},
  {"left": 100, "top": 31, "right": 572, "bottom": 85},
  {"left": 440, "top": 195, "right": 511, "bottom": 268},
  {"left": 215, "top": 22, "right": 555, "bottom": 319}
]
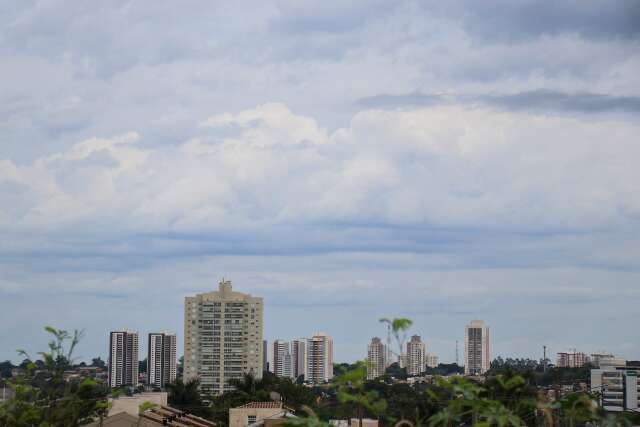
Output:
[{"left": 2, "top": 104, "right": 639, "bottom": 234}]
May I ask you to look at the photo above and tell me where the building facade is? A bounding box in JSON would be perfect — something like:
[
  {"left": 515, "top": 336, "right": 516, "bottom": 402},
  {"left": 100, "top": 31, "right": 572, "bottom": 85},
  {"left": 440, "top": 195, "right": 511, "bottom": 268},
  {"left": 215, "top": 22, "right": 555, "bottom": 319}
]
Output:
[
  {"left": 273, "top": 340, "right": 293, "bottom": 378},
  {"left": 108, "top": 330, "right": 139, "bottom": 388},
  {"left": 367, "top": 337, "right": 387, "bottom": 380},
  {"left": 464, "top": 320, "right": 490, "bottom": 375},
  {"left": 292, "top": 339, "right": 306, "bottom": 379},
  {"left": 229, "top": 402, "right": 287, "bottom": 427},
  {"left": 556, "top": 350, "right": 589, "bottom": 368},
  {"left": 591, "top": 363, "right": 639, "bottom": 412},
  {"left": 147, "top": 332, "right": 177, "bottom": 388},
  {"left": 184, "top": 280, "right": 263, "bottom": 395},
  {"left": 406, "top": 335, "right": 426, "bottom": 376},
  {"left": 306, "top": 332, "right": 333, "bottom": 384}
]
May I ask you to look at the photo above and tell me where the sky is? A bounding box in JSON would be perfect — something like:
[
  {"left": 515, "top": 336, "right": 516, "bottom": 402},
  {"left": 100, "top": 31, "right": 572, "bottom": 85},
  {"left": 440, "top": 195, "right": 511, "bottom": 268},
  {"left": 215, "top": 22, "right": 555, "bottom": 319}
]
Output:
[{"left": 1, "top": 0, "right": 640, "bottom": 365}]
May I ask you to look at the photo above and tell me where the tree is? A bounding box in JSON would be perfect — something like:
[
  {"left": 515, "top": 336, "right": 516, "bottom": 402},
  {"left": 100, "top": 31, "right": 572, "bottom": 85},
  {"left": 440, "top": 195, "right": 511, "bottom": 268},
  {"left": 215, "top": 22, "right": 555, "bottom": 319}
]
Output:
[
  {"left": 91, "top": 357, "right": 107, "bottom": 369},
  {"left": 334, "top": 361, "right": 387, "bottom": 427},
  {"left": 167, "top": 378, "right": 203, "bottom": 409},
  {"left": 379, "top": 318, "right": 413, "bottom": 362},
  {"left": 0, "top": 361, "right": 15, "bottom": 379},
  {"left": 0, "top": 326, "right": 109, "bottom": 427}
]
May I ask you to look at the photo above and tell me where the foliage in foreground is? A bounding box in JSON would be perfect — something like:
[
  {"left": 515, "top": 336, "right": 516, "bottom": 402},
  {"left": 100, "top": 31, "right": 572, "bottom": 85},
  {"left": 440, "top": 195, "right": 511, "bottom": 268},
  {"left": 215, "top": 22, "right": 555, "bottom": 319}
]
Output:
[
  {"left": 3, "top": 322, "right": 639, "bottom": 427},
  {"left": 0, "top": 327, "right": 109, "bottom": 427}
]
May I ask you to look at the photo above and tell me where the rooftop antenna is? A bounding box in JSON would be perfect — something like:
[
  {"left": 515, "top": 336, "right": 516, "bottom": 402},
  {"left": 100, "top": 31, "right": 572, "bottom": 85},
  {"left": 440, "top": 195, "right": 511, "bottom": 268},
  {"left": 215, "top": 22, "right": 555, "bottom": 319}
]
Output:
[{"left": 543, "top": 345, "right": 547, "bottom": 372}]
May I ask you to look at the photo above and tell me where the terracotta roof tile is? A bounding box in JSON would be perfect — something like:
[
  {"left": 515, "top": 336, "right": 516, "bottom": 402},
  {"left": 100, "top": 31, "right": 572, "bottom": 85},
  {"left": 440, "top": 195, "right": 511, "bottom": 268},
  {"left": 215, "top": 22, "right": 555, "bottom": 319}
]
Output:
[{"left": 237, "top": 402, "right": 283, "bottom": 409}]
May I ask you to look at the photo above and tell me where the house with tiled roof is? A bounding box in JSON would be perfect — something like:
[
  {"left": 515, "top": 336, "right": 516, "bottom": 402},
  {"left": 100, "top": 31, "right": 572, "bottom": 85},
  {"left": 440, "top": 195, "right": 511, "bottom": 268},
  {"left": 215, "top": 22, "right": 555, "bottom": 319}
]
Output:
[
  {"left": 87, "top": 405, "right": 216, "bottom": 427},
  {"left": 229, "top": 402, "right": 296, "bottom": 427}
]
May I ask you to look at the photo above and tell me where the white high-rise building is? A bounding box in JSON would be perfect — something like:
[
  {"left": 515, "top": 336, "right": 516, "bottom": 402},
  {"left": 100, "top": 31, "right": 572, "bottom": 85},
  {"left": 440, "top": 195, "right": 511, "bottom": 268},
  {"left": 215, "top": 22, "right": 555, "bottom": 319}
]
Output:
[
  {"left": 464, "top": 320, "right": 490, "bottom": 375},
  {"left": 306, "top": 332, "right": 333, "bottom": 384},
  {"left": 273, "top": 340, "right": 293, "bottom": 378},
  {"left": 406, "top": 335, "right": 426, "bottom": 376},
  {"left": 108, "top": 330, "right": 139, "bottom": 388},
  {"left": 184, "top": 280, "right": 263, "bottom": 395},
  {"left": 147, "top": 332, "right": 177, "bottom": 388},
  {"left": 367, "top": 337, "right": 387, "bottom": 380},
  {"left": 426, "top": 353, "right": 439, "bottom": 369},
  {"left": 292, "top": 339, "right": 306, "bottom": 379}
]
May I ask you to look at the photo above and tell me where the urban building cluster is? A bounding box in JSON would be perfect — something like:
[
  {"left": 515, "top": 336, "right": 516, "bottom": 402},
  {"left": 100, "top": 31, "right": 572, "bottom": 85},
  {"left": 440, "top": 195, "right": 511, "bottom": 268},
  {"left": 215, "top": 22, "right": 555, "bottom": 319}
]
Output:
[
  {"left": 270, "top": 333, "right": 334, "bottom": 383},
  {"left": 104, "top": 280, "right": 496, "bottom": 395},
  {"left": 555, "top": 350, "right": 625, "bottom": 368},
  {"left": 365, "top": 320, "right": 491, "bottom": 380},
  {"left": 108, "top": 330, "right": 176, "bottom": 389},
  {"left": 99, "top": 279, "right": 640, "bottom": 415},
  {"left": 366, "top": 334, "right": 439, "bottom": 380}
]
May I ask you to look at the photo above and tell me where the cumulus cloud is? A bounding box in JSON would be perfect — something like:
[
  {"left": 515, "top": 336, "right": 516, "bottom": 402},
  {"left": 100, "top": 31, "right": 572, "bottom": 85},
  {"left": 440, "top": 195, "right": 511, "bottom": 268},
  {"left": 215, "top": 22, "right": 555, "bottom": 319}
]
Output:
[{"left": 2, "top": 103, "right": 639, "bottom": 236}]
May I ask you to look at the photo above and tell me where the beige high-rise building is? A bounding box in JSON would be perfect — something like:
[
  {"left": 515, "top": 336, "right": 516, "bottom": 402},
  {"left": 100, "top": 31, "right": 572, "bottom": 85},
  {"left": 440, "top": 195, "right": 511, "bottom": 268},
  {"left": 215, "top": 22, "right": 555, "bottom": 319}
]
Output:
[
  {"left": 406, "top": 335, "right": 426, "bottom": 376},
  {"left": 367, "top": 337, "right": 387, "bottom": 380},
  {"left": 306, "top": 332, "right": 333, "bottom": 384},
  {"left": 464, "top": 320, "right": 490, "bottom": 375},
  {"left": 184, "top": 280, "right": 263, "bottom": 395}
]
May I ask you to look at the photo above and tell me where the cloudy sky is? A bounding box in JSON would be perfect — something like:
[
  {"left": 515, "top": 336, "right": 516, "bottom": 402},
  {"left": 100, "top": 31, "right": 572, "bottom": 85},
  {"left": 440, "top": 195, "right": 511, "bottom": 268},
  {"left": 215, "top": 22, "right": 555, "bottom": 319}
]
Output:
[{"left": 1, "top": 0, "right": 640, "bottom": 365}]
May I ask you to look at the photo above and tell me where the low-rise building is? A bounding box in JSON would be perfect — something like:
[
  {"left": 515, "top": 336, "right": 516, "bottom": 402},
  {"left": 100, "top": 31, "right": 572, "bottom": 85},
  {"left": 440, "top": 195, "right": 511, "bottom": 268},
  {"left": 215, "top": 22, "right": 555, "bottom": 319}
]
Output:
[
  {"left": 229, "top": 402, "right": 290, "bottom": 427},
  {"left": 108, "top": 392, "right": 168, "bottom": 417}
]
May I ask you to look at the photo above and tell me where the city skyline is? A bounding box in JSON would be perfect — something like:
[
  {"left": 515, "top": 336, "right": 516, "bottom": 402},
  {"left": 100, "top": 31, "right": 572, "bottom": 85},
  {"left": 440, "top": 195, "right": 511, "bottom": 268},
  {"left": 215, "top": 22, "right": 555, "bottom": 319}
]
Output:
[
  {"left": 2, "top": 279, "right": 635, "bottom": 366},
  {"left": 2, "top": 1, "right": 639, "bottom": 367}
]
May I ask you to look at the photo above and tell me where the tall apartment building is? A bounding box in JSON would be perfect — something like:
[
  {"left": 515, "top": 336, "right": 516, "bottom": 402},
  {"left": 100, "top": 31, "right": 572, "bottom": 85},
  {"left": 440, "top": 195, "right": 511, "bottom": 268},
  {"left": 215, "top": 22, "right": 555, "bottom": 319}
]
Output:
[
  {"left": 426, "top": 353, "right": 439, "bottom": 369},
  {"left": 556, "top": 350, "right": 589, "bottom": 368},
  {"left": 367, "top": 337, "right": 387, "bottom": 380},
  {"left": 184, "top": 280, "right": 263, "bottom": 395},
  {"left": 406, "top": 335, "right": 426, "bottom": 376},
  {"left": 108, "top": 330, "right": 139, "bottom": 388},
  {"left": 147, "top": 332, "right": 177, "bottom": 388},
  {"left": 292, "top": 339, "right": 306, "bottom": 379},
  {"left": 591, "top": 362, "right": 639, "bottom": 412},
  {"left": 464, "top": 320, "right": 490, "bottom": 375},
  {"left": 273, "top": 340, "right": 293, "bottom": 378},
  {"left": 306, "top": 332, "right": 333, "bottom": 384}
]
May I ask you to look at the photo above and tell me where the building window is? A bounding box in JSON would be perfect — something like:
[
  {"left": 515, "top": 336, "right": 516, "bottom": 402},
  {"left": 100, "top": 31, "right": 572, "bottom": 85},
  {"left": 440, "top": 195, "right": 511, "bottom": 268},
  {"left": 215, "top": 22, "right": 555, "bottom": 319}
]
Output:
[{"left": 248, "top": 415, "right": 257, "bottom": 424}]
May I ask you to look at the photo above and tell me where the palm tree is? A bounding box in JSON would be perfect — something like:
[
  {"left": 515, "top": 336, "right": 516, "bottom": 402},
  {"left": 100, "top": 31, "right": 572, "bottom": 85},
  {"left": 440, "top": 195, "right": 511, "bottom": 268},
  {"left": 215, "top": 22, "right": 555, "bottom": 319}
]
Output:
[{"left": 379, "top": 318, "right": 413, "bottom": 362}]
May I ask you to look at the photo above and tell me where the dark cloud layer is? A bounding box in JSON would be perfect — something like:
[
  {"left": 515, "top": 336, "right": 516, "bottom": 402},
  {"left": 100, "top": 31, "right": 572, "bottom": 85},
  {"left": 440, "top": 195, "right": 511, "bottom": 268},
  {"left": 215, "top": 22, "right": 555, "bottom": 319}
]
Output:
[
  {"left": 359, "top": 90, "right": 640, "bottom": 114},
  {"left": 437, "top": 0, "right": 640, "bottom": 41}
]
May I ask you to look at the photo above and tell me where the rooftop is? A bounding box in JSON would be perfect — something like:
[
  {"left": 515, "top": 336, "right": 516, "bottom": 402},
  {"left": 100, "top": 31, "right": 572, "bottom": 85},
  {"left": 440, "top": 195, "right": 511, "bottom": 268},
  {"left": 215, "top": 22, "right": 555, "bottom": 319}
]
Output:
[{"left": 236, "top": 402, "right": 283, "bottom": 409}]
